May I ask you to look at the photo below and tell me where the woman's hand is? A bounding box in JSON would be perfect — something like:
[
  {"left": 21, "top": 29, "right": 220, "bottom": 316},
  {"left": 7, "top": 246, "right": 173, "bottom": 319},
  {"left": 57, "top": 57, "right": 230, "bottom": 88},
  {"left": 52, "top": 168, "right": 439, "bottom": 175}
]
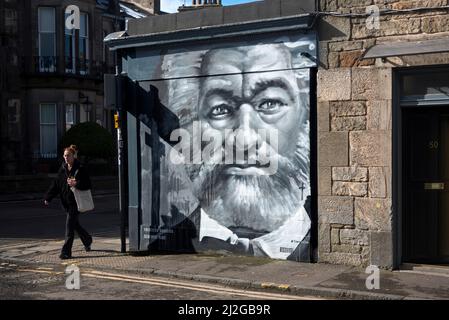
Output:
[{"left": 67, "top": 178, "right": 77, "bottom": 188}]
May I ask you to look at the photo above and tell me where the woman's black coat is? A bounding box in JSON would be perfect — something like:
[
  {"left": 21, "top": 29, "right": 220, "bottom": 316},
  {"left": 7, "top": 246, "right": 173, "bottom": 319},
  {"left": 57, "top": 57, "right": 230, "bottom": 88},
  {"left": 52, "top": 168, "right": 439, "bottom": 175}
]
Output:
[{"left": 44, "top": 159, "right": 92, "bottom": 211}]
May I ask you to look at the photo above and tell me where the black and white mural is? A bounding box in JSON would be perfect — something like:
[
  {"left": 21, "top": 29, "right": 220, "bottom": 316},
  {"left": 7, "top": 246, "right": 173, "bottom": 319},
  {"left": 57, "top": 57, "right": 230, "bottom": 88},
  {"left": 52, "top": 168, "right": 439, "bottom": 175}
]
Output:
[{"left": 127, "top": 32, "right": 317, "bottom": 261}]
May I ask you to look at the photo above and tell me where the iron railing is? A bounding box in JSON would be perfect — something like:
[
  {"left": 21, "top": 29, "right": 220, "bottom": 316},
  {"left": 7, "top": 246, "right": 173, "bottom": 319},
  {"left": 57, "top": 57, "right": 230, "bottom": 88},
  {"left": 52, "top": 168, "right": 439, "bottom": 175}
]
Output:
[{"left": 24, "top": 56, "right": 115, "bottom": 78}]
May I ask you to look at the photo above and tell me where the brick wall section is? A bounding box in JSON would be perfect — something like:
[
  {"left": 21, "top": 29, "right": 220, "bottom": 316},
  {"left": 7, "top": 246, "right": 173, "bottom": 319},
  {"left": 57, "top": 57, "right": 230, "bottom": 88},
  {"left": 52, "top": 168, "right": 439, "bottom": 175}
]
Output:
[{"left": 317, "top": 0, "right": 449, "bottom": 267}]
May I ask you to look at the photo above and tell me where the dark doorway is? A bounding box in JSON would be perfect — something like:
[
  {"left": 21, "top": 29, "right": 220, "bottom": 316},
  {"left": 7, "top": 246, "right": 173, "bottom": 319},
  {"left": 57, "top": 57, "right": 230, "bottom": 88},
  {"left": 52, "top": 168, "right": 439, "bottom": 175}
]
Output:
[{"left": 403, "top": 106, "right": 449, "bottom": 263}]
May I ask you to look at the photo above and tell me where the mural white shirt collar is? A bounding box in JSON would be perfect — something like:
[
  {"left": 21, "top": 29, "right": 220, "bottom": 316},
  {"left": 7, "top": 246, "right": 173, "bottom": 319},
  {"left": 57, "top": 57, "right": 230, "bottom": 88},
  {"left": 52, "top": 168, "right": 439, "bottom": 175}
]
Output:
[{"left": 199, "top": 205, "right": 311, "bottom": 260}]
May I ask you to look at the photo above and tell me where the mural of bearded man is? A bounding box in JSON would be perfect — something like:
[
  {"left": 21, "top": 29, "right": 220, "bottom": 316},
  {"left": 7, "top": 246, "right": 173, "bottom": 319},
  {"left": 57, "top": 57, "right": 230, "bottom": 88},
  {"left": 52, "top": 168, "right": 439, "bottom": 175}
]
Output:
[{"left": 159, "top": 36, "right": 314, "bottom": 261}]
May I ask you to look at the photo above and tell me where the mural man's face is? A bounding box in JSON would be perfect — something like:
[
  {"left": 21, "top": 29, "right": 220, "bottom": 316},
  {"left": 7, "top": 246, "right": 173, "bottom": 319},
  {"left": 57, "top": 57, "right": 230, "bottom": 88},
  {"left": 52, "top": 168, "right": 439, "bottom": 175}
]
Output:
[
  {"left": 199, "top": 45, "right": 301, "bottom": 166},
  {"left": 186, "top": 45, "right": 307, "bottom": 236}
]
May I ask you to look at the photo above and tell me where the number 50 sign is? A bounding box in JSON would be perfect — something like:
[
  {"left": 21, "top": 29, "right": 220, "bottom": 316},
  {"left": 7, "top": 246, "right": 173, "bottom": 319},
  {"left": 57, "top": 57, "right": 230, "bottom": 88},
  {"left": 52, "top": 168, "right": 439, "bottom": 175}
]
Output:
[{"left": 65, "top": 5, "right": 80, "bottom": 30}]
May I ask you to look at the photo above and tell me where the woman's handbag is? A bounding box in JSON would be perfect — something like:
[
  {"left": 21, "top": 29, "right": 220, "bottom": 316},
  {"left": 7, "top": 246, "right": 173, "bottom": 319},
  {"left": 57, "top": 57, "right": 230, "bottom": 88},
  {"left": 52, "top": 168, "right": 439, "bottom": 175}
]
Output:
[
  {"left": 71, "top": 169, "right": 94, "bottom": 213},
  {"left": 71, "top": 186, "right": 94, "bottom": 212}
]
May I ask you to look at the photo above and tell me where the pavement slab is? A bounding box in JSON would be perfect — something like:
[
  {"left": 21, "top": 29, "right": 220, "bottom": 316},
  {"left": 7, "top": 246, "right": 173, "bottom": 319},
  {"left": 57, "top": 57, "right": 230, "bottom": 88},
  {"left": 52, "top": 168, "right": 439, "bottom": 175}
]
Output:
[{"left": 1, "top": 236, "right": 448, "bottom": 300}]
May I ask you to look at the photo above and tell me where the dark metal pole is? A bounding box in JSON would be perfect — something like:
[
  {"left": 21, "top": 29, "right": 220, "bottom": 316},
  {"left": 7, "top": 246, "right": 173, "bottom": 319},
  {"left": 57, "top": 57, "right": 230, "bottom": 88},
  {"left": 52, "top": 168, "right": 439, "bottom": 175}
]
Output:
[{"left": 116, "top": 71, "right": 126, "bottom": 254}]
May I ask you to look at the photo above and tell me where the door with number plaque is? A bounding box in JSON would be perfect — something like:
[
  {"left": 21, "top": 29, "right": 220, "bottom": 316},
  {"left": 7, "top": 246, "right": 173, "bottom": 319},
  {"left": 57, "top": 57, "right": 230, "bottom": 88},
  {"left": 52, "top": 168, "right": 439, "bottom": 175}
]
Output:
[{"left": 403, "top": 107, "right": 449, "bottom": 263}]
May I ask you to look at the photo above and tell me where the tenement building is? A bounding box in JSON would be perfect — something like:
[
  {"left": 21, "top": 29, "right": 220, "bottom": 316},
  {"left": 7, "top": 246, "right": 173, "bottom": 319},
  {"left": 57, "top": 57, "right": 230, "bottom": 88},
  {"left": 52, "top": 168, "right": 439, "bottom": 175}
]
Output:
[
  {"left": 0, "top": 0, "right": 160, "bottom": 175},
  {"left": 105, "top": 0, "right": 449, "bottom": 268}
]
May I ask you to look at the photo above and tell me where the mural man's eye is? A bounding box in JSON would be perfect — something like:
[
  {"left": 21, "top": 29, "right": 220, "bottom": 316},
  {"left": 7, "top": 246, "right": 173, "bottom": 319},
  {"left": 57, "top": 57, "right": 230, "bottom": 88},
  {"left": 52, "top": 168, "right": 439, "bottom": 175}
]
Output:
[
  {"left": 208, "top": 104, "right": 233, "bottom": 119},
  {"left": 256, "top": 100, "right": 286, "bottom": 114}
]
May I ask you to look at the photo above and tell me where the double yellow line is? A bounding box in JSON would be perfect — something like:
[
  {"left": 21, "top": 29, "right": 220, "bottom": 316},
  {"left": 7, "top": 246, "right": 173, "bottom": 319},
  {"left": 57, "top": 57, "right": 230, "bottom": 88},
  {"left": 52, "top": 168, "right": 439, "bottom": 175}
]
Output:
[
  {"left": 15, "top": 266, "right": 320, "bottom": 300},
  {"left": 83, "top": 270, "right": 315, "bottom": 300}
]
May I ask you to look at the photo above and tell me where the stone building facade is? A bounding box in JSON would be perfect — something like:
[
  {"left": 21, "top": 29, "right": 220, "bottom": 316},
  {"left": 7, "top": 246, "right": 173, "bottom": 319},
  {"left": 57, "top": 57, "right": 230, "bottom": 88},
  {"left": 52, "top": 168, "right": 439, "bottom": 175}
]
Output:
[
  {"left": 316, "top": 0, "right": 449, "bottom": 268},
  {"left": 106, "top": 0, "right": 449, "bottom": 268}
]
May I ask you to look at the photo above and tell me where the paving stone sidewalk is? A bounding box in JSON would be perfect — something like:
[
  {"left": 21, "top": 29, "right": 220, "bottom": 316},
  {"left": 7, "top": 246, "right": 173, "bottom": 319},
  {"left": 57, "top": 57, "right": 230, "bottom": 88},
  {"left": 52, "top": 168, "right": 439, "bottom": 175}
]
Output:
[{"left": 1, "top": 236, "right": 448, "bottom": 300}]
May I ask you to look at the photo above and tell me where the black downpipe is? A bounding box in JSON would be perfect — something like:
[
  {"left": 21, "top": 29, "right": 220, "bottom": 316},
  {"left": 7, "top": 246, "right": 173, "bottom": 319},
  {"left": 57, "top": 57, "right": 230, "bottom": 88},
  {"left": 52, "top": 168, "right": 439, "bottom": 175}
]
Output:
[{"left": 309, "top": 67, "right": 318, "bottom": 263}]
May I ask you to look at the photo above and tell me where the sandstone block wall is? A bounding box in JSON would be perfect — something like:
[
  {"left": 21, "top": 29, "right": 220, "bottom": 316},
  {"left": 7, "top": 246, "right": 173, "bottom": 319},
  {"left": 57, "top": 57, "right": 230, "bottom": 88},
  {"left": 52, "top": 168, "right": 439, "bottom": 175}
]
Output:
[{"left": 317, "top": 0, "right": 449, "bottom": 267}]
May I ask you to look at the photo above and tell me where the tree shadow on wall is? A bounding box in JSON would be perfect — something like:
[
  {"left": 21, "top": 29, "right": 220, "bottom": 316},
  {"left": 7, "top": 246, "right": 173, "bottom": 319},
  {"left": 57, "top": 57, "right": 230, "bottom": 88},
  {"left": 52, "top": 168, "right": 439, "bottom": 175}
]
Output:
[{"left": 126, "top": 82, "right": 198, "bottom": 255}]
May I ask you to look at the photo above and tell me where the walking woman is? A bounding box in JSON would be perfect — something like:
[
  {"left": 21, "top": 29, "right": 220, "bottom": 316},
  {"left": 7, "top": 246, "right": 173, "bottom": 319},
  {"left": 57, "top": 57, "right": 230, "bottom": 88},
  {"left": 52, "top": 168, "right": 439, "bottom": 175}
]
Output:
[{"left": 44, "top": 145, "right": 93, "bottom": 259}]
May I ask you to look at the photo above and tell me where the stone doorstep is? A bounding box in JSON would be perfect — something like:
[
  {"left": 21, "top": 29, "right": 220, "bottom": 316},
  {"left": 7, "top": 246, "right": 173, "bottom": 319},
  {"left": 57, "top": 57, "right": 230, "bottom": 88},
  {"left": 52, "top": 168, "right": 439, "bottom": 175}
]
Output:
[{"left": 400, "top": 263, "right": 449, "bottom": 277}]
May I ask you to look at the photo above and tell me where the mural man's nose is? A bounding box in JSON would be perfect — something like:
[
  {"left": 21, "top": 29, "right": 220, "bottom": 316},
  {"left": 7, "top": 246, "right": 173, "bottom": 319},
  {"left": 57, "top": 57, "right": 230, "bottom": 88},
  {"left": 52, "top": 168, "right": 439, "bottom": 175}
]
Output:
[{"left": 234, "top": 104, "right": 258, "bottom": 152}]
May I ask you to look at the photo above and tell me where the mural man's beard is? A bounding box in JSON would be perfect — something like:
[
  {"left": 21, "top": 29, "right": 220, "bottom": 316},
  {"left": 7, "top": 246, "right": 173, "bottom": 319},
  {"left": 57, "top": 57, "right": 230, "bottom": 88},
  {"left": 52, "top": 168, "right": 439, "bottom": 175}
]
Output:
[{"left": 186, "top": 141, "right": 309, "bottom": 237}]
